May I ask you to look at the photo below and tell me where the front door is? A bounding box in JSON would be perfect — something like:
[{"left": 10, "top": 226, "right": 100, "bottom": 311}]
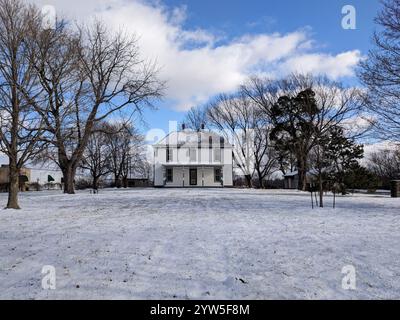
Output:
[{"left": 190, "top": 169, "right": 197, "bottom": 186}]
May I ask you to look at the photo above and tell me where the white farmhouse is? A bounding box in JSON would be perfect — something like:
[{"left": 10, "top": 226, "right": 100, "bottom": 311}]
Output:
[{"left": 153, "top": 127, "right": 233, "bottom": 187}]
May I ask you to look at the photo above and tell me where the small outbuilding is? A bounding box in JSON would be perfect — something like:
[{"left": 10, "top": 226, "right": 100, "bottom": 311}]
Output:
[
  {"left": 283, "top": 170, "right": 316, "bottom": 190},
  {"left": 127, "top": 178, "right": 150, "bottom": 188},
  {"left": 284, "top": 171, "right": 300, "bottom": 189},
  {"left": 0, "top": 165, "right": 64, "bottom": 192}
]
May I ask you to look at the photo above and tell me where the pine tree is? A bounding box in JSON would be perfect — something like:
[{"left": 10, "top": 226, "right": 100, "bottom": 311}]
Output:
[
  {"left": 311, "top": 126, "right": 364, "bottom": 206},
  {"left": 343, "top": 163, "right": 380, "bottom": 193},
  {"left": 270, "top": 89, "right": 319, "bottom": 191}
]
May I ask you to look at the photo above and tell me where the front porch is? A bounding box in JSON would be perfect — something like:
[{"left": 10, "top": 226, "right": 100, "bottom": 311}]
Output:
[{"left": 163, "top": 165, "right": 224, "bottom": 188}]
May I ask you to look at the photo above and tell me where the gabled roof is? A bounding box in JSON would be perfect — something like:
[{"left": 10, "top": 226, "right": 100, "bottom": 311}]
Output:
[
  {"left": 154, "top": 130, "right": 232, "bottom": 148},
  {"left": 284, "top": 171, "right": 298, "bottom": 177},
  {"left": 284, "top": 169, "right": 320, "bottom": 178}
]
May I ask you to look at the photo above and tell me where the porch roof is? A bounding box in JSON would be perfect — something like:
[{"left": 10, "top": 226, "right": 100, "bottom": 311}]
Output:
[{"left": 162, "top": 163, "right": 223, "bottom": 168}]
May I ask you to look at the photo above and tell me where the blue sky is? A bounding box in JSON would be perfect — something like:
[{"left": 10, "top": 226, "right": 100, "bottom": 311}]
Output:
[
  {"left": 0, "top": 0, "right": 383, "bottom": 165},
  {"left": 32, "top": 0, "right": 382, "bottom": 134},
  {"left": 141, "top": 0, "right": 381, "bottom": 133},
  {"left": 163, "top": 0, "right": 378, "bottom": 53}
]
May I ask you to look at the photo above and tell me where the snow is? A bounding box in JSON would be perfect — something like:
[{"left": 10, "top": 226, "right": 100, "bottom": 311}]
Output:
[{"left": 0, "top": 188, "right": 399, "bottom": 300}]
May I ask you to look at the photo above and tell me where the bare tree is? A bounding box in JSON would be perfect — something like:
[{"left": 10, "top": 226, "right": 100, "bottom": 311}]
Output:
[
  {"left": 0, "top": 0, "right": 46, "bottom": 209},
  {"left": 241, "top": 76, "right": 281, "bottom": 115},
  {"left": 368, "top": 148, "right": 400, "bottom": 187},
  {"left": 358, "top": 0, "right": 400, "bottom": 141},
  {"left": 182, "top": 105, "right": 209, "bottom": 131},
  {"left": 242, "top": 77, "right": 295, "bottom": 177},
  {"left": 121, "top": 129, "right": 146, "bottom": 188},
  {"left": 28, "top": 21, "right": 164, "bottom": 194},
  {"left": 252, "top": 111, "right": 279, "bottom": 188},
  {"left": 312, "top": 76, "right": 367, "bottom": 140},
  {"left": 311, "top": 77, "right": 367, "bottom": 201},
  {"left": 207, "top": 92, "right": 261, "bottom": 187},
  {"left": 104, "top": 121, "right": 145, "bottom": 188},
  {"left": 244, "top": 74, "right": 366, "bottom": 191},
  {"left": 105, "top": 122, "right": 129, "bottom": 188},
  {"left": 205, "top": 84, "right": 282, "bottom": 188},
  {"left": 80, "top": 125, "right": 112, "bottom": 190}
]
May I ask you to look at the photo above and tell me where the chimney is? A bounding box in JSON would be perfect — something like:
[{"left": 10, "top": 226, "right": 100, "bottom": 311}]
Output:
[
  {"left": 182, "top": 123, "right": 186, "bottom": 131},
  {"left": 201, "top": 124, "right": 205, "bottom": 130}
]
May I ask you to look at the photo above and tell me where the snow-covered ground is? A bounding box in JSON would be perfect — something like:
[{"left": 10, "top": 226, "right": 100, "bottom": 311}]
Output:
[{"left": 0, "top": 188, "right": 399, "bottom": 300}]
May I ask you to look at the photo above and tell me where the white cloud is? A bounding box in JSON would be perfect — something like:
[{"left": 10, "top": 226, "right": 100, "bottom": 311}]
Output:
[
  {"left": 282, "top": 51, "right": 362, "bottom": 79},
  {"left": 364, "top": 141, "right": 398, "bottom": 156},
  {"left": 30, "top": 0, "right": 362, "bottom": 111},
  {"left": 360, "top": 140, "right": 398, "bottom": 166}
]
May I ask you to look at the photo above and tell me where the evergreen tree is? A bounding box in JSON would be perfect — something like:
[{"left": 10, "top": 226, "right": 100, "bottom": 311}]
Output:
[
  {"left": 270, "top": 88, "right": 319, "bottom": 191},
  {"left": 311, "top": 126, "right": 364, "bottom": 206},
  {"left": 325, "top": 126, "right": 364, "bottom": 191},
  {"left": 343, "top": 163, "right": 380, "bottom": 192}
]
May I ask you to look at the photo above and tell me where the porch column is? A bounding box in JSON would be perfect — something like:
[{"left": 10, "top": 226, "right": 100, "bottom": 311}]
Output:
[
  {"left": 163, "top": 166, "right": 166, "bottom": 186},
  {"left": 221, "top": 166, "right": 224, "bottom": 188}
]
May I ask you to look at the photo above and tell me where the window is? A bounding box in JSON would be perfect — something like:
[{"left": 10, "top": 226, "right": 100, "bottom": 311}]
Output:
[
  {"left": 190, "top": 148, "right": 197, "bottom": 162},
  {"left": 214, "top": 149, "right": 221, "bottom": 162},
  {"left": 209, "top": 136, "right": 213, "bottom": 149},
  {"left": 166, "top": 169, "right": 173, "bottom": 183},
  {"left": 220, "top": 137, "right": 225, "bottom": 149},
  {"left": 214, "top": 168, "right": 222, "bottom": 183},
  {"left": 166, "top": 146, "right": 173, "bottom": 162}
]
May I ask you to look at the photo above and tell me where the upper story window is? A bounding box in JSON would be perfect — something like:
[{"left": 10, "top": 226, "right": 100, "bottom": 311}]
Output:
[
  {"left": 209, "top": 136, "right": 213, "bottom": 149},
  {"left": 220, "top": 137, "right": 225, "bottom": 149},
  {"left": 190, "top": 148, "right": 197, "bottom": 162},
  {"left": 166, "top": 146, "right": 173, "bottom": 162},
  {"left": 214, "top": 149, "right": 221, "bottom": 162}
]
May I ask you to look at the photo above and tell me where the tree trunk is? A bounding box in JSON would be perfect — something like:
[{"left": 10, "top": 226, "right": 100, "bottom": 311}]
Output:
[
  {"left": 297, "top": 168, "right": 305, "bottom": 191},
  {"left": 319, "top": 173, "right": 324, "bottom": 208},
  {"left": 123, "top": 177, "right": 128, "bottom": 188},
  {"left": 297, "top": 157, "right": 308, "bottom": 191},
  {"left": 114, "top": 174, "right": 122, "bottom": 188},
  {"left": 62, "top": 164, "right": 76, "bottom": 194},
  {"left": 6, "top": 162, "right": 20, "bottom": 209},
  {"left": 256, "top": 170, "right": 264, "bottom": 189},
  {"left": 245, "top": 175, "right": 252, "bottom": 188},
  {"left": 92, "top": 176, "right": 99, "bottom": 191},
  {"left": 302, "top": 173, "right": 308, "bottom": 191}
]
